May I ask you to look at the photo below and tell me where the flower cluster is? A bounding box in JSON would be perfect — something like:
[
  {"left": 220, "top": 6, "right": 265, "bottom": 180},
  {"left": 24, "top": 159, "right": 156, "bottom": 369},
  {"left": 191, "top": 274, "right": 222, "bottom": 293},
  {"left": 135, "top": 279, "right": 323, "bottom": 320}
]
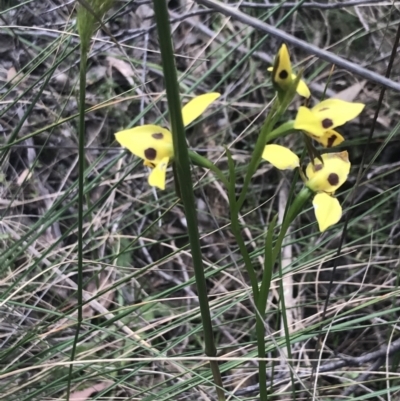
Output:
[
  {"left": 264, "top": 44, "right": 365, "bottom": 232},
  {"left": 115, "top": 44, "right": 365, "bottom": 233}
]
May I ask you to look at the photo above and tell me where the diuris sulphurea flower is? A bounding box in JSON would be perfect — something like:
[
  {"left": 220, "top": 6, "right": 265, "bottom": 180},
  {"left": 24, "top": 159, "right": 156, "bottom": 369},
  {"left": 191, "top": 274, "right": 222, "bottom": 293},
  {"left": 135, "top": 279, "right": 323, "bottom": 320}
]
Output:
[
  {"left": 115, "top": 93, "right": 220, "bottom": 190},
  {"left": 268, "top": 43, "right": 311, "bottom": 98},
  {"left": 294, "top": 98, "right": 365, "bottom": 147},
  {"left": 262, "top": 144, "right": 351, "bottom": 232},
  {"left": 305, "top": 151, "right": 350, "bottom": 231}
]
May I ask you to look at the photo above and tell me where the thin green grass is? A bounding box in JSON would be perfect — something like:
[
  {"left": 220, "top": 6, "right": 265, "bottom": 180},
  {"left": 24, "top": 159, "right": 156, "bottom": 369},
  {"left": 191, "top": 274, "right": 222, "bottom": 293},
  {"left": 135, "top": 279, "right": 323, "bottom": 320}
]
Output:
[{"left": 1, "top": 1, "right": 400, "bottom": 400}]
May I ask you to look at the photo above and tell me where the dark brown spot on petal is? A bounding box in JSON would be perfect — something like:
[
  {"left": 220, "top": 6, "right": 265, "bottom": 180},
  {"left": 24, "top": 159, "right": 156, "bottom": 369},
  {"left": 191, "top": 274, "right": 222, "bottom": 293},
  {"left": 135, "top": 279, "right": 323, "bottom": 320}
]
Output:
[
  {"left": 327, "top": 134, "right": 337, "bottom": 148},
  {"left": 318, "top": 107, "right": 329, "bottom": 112},
  {"left": 322, "top": 118, "right": 333, "bottom": 129},
  {"left": 279, "top": 70, "right": 289, "bottom": 80},
  {"left": 314, "top": 164, "right": 323, "bottom": 172},
  {"left": 144, "top": 148, "right": 157, "bottom": 161},
  {"left": 152, "top": 133, "right": 164, "bottom": 140},
  {"left": 328, "top": 172, "right": 339, "bottom": 186}
]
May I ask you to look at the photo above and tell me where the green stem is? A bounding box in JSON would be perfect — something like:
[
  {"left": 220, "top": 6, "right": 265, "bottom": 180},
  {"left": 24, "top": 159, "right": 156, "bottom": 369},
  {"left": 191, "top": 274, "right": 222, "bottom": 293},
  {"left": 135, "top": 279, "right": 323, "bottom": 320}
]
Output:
[
  {"left": 258, "top": 215, "right": 277, "bottom": 311},
  {"left": 271, "top": 187, "right": 313, "bottom": 264},
  {"left": 271, "top": 189, "right": 312, "bottom": 401},
  {"left": 152, "top": 2, "right": 225, "bottom": 400},
  {"left": 226, "top": 151, "right": 265, "bottom": 399},
  {"left": 66, "top": 44, "right": 87, "bottom": 401},
  {"left": 228, "top": 198, "right": 259, "bottom": 303},
  {"left": 188, "top": 118, "right": 295, "bottom": 188},
  {"left": 257, "top": 188, "right": 312, "bottom": 401},
  {"left": 257, "top": 188, "right": 312, "bottom": 322},
  {"left": 267, "top": 120, "right": 295, "bottom": 142},
  {"left": 255, "top": 312, "right": 268, "bottom": 400},
  {"left": 277, "top": 263, "right": 295, "bottom": 400},
  {"left": 189, "top": 150, "right": 229, "bottom": 188},
  {"left": 226, "top": 149, "right": 259, "bottom": 301},
  {"left": 237, "top": 73, "right": 301, "bottom": 210},
  {"left": 236, "top": 99, "right": 280, "bottom": 210},
  {"left": 255, "top": 215, "right": 277, "bottom": 401},
  {"left": 78, "top": 51, "right": 87, "bottom": 324}
]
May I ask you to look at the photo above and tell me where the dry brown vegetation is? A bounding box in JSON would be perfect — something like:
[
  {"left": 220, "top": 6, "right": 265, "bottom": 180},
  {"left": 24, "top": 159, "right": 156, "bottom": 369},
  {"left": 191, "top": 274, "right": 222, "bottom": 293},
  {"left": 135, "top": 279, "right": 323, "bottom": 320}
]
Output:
[{"left": 1, "top": 0, "right": 400, "bottom": 400}]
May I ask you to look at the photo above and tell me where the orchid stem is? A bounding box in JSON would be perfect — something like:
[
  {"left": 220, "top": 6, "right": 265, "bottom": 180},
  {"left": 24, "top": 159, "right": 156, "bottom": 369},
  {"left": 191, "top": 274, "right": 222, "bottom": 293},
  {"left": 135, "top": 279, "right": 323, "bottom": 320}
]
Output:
[{"left": 153, "top": 2, "right": 225, "bottom": 399}]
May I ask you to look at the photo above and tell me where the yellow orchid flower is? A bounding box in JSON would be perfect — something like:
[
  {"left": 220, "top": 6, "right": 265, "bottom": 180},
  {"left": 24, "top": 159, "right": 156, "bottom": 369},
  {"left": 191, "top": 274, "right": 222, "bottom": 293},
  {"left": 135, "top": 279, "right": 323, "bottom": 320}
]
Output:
[
  {"left": 262, "top": 145, "right": 350, "bottom": 232},
  {"left": 294, "top": 98, "right": 365, "bottom": 148},
  {"left": 115, "top": 92, "right": 220, "bottom": 190},
  {"left": 305, "top": 151, "right": 351, "bottom": 193},
  {"left": 305, "top": 151, "right": 351, "bottom": 231},
  {"left": 268, "top": 44, "right": 311, "bottom": 98}
]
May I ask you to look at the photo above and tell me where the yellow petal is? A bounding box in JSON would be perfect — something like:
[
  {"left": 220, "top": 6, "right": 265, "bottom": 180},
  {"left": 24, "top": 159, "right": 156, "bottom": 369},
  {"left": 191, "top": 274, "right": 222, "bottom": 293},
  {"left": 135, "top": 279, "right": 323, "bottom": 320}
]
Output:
[
  {"left": 262, "top": 144, "right": 300, "bottom": 170},
  {"left": 294, "top": 106, "right": 323, "bottom": 137},
  {"left": 306, "top": 151, "right": 350, "bottom": 193},
  {"left": 312, "top": 99, "right": 365, "bottom": 126},
  {"left": 313, "top": 193, "right": 342, "bottom": 232},
  {"left": 148, "top": 156, "right": 169, "bottom": 190},
  {"left": 311, "top": 98, "right": 365, "bottom": 130},
  {"left": 292, "top": 74, "right": 311, "bottom": 98},
  {"left": 115, "top": 125, "right": 173, "bottom": 164},
  {"left": 270, "top": 67, "right": 310, "bottom": 97},
  {"left": 306, "top": 151, "right": 350, "bottom": 181},
  {"left": 182, "top": 93, "right": 220, "bottom": 127},
  {"left": 271, "top": 44, "right": 292, "bottom": 90},
  {"left": 310, "top": 129, "right": 345, "bottom": 148},
  {"left": 295, "top": 99, "right": 365, "bottom": 137}
]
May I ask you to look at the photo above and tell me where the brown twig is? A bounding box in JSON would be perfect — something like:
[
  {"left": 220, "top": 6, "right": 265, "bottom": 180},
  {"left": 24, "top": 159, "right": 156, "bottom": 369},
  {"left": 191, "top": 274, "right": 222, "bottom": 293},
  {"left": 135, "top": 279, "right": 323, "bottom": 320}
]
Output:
[
  {"left": 195, "top": 0, "right": 400, "bottom": 92},
  {"left": 239, "top": 0, "right": 395, "bottom": 9}
]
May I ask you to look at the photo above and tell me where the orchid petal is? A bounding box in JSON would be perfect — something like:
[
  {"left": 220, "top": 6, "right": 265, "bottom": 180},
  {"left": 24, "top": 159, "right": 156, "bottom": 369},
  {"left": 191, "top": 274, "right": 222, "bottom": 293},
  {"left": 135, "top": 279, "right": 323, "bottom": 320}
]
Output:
[
  {"left": 148, "top": 156, "right": 169, "bottom": 190},
  {"left": 292, "top": 74, "right": 311, "bottom": 98},
  {"left": 306, "top": 151, "right": 350, "bottom": 193},
  {"left": 115, "top": 125, "right": 173, "bottom": 164},
  {"left": 182, "top": 93, "right": 220, "bottom": 127},
  {"left": 311, "top": 130, "right": 345, "bottom": 148},
  {"left": 313, "top": 193, "right": 342, "bottom": 232},
  {"left": 271, "top": 44, "right": 292, "bottom": 91},
  {"left": 311, "top": 99, "right": 365, "bottom": 128},
  {"left": 294, "top": 106, "right": 323, "bottom": 137},
  {"left": 269, "top": 47, "right": 310, "bottom": 97},
  {"left": 295, "top": 99, "right": 364, "bottom": 139},
  {"left": 262, "top": 144, "right": 300, "bottom": 170}
]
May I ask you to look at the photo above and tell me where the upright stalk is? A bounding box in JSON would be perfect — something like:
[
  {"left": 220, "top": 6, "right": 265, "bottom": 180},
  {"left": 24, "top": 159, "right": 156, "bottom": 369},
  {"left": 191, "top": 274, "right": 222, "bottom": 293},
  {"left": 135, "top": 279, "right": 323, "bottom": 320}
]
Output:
[
  {"left": 65, "top": 43, "right": 87, "bottom": 401},
  {"left": 69, "top": 2, "right": 114, "bottom": 397},
  {"left": 152, "top": 2, "right": 225, "bottom": 399}
]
